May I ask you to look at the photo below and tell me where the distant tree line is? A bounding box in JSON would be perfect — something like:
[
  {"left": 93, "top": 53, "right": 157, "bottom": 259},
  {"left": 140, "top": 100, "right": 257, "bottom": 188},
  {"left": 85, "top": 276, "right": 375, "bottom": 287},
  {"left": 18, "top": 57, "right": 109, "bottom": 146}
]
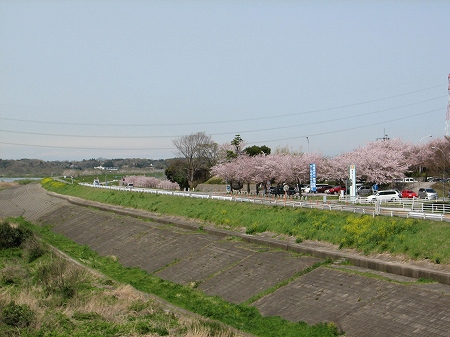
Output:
[{"left": 0, "top": 158, "right": 168, "bottom": 177}]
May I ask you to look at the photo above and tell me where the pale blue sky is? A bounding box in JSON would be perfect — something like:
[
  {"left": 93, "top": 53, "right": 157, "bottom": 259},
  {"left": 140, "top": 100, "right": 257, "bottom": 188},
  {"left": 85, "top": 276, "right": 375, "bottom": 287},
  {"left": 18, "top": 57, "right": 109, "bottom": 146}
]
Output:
[{"left": 0, "top": 1, "right": 449, "bottom": 160}]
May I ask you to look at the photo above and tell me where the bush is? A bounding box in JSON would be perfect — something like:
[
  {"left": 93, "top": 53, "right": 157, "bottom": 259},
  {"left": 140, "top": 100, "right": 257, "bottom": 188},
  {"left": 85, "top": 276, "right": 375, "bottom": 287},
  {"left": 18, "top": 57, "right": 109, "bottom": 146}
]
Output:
[
  {"left": 36, "top": 255, "right": 86, "bottom": 300},
  {"left": 0, "top": 220, "right": 32, "bottom": 249},
  {"left": 204, "top": 176, "right": 225, "bottom": 184},
  {"left": 1, "top": 301, "right": 34, "bottom": 328},
  {"left": 23, "top": 237, "right": 48, "bottom": 262}
]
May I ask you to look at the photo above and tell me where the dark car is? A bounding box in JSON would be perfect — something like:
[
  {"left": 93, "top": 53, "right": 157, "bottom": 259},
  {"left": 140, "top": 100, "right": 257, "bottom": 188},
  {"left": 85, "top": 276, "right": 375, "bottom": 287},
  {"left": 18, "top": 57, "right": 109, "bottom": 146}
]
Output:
[
  {"left": 357, "top": 185, "right": 372, "bottom": 196},
  {"left": 315, "top": 185, "right": 333, "bottom": 193},
  {"left": 269, "top": 184, "right": 297, "bottom": 195}
]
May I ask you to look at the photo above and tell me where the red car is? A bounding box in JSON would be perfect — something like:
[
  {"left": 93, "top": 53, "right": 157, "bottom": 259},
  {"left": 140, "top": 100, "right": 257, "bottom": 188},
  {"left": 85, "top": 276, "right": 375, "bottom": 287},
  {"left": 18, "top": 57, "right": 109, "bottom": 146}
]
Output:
[
  {"left": 401, "top": 189, "right": 418, "bottom": 198},
  {"left": 325, "top": 186, "right": 346, "bottom": 194}
]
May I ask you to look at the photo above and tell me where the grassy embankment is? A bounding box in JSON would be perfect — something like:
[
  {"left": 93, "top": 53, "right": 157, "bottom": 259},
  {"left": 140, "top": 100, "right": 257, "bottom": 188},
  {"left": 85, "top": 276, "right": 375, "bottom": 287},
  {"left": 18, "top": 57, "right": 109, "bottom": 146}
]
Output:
[
  {"left": 0, "top": 217, "right": 339, "bottom": 337},
  {"left": 1, "top": 219, "right": 253, "bottom": 337},
  {"left": 42, "top": 178, "right": 450, "bottom": 265}
]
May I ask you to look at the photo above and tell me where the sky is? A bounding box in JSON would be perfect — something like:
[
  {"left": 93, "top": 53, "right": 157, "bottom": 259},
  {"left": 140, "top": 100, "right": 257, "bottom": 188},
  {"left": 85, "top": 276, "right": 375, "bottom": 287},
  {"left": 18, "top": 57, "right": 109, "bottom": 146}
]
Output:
[{"left": 0, "top": 1, "right": 449, "bottom": 161}]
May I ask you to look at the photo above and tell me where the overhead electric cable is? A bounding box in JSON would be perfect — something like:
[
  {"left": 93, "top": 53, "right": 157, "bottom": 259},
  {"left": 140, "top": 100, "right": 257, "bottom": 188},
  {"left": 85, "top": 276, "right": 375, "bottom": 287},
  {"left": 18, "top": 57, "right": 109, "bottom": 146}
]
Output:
[
  {"left": 0, "top": 107, "right": 441, "bottom": 151},
  {"left": 250, "top": 107, "right": 443, "bottom": 144},
  {"left": 0, "top": 96, "right": 445, "bottom": 139},
  {"left": 0, "top": 85, "right": 444, "bottom": 127},
  {"left": 0, "top": 141, "right": 174, "bottom": 151}
]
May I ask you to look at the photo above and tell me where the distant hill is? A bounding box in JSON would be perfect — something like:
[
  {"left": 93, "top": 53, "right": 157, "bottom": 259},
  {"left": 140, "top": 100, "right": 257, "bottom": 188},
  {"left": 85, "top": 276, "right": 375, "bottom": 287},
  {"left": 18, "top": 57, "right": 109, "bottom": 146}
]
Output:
[{"left": 0, "top": 158, "right": 169, "bottom": 177}]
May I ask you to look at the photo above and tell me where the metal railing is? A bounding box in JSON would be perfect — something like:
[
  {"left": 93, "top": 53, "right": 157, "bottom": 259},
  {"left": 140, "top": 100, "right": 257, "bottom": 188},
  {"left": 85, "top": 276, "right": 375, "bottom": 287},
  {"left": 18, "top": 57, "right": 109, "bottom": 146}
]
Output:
[{"left": 80, "top": 183, "right": 449, "bottom": 221}]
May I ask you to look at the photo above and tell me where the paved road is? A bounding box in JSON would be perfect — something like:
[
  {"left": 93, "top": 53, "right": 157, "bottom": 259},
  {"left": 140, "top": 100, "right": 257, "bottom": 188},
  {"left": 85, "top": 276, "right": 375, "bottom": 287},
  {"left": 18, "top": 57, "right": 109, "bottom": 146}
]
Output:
[{"left": 2, "top": 183, "right": 450, "bottom": 337}]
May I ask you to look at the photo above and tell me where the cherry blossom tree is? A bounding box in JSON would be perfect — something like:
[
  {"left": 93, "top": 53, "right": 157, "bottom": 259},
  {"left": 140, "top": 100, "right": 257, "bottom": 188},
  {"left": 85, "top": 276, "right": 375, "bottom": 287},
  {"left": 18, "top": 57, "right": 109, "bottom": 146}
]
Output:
[
  {"left": 124, "top": 176, "right": 179, "bottom": 190},
  {"left": 211, "top": 152, "right": 329, "bottom": 194},
  {"left": 349, "top": 138, "right": 414, "bottom": 184},
  {"left": 210, "top": 158, "right": 243, "bottom": 190},
  {"left": 211, "top": 137, "right": 443, "bottom": 189},
  {"left": 420, "top": 137, "right": 450, "bottom": 178},
  {"left": 251, "top": 154, "right": 281, "bottom": 193}
]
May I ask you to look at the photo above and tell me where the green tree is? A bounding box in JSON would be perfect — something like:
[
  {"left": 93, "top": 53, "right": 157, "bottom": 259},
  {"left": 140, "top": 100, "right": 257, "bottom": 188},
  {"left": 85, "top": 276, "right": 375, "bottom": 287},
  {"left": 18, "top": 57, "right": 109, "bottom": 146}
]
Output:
[
  {"left": 165, "top": 159, "right": 189, "bottom": 190},
  {"left": 226, "top": 134, "right": 244, "bottom": 160},
  {"left": 243, "top": 145, "right": 271, "bottom": 156}
]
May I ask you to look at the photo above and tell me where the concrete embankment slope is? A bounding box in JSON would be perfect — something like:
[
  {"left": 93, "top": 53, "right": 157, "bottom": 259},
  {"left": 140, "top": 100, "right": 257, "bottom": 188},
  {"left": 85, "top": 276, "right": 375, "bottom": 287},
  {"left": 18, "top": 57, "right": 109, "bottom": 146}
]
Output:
[{"left": 2, "top": 183, "right": 450, "bottom": 337}]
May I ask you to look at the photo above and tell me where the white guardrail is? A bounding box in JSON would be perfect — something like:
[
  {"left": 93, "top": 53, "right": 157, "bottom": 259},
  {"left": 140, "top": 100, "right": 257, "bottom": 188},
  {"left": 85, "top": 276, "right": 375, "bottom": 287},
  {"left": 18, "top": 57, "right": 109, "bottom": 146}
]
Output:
[{"left": 79, "top": 183, "right": 449, "bottom": 221}]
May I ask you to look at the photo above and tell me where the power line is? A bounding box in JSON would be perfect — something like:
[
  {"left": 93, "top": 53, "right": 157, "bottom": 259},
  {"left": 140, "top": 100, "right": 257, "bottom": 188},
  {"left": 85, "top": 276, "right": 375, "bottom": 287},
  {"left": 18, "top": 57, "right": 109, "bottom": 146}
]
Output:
[
  {"left": 0, "top": 84, "right": 444, "bottom": 127},
  {"left": 0, "top": 141, "right": 175, "bottom": 151},
  {"left": 0, "top": 96, "right": 445, "bottom": 139},
  {"left": 251, "top": 107, "right": 442, "bottom": 144},
  {"left": 0, "top": 107, "right": 441, "bottom": 151}
]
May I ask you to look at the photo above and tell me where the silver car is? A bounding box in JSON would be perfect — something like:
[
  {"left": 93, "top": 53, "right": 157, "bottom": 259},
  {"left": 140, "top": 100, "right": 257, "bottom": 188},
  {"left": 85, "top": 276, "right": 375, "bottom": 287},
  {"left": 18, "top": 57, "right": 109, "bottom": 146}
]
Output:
[{"left": 418, "top": 188, "right": 438, "bottom": 200}]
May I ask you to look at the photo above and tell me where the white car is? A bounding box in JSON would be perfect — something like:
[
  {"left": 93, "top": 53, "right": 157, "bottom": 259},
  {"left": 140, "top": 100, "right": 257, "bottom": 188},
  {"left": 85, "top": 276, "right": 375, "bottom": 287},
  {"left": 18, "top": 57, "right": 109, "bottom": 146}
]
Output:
[
  {"left": 367, "top": 189, "right": 401, "bottom": 202},
  {"left": 301, "top": 185, "right": 311, "bottom": 193}
]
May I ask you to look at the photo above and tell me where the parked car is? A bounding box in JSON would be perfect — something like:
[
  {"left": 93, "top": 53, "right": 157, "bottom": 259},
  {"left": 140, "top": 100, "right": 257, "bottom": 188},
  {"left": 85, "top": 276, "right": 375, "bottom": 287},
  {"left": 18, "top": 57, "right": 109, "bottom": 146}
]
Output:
[
  {"left": 325, "top": 186, "right": 346, "bottom": 194},
  {"left": 393, "top": 177, "right": 418, "bottom": 183},
  {"left": 301, "top": 185, "right": 310, "bottom": 193},
  {"left": 418, "top": 188, "right": 438, "bottom": 200},
  {"left": 401, "top": 189, "right": 418, "bottom": 198},
  {"left": 315, "top": 184, "right": 333, "bottom": 193},
  {"left": 303, "top": 184, "right": 331, "bottom": 193},
  {"left": 269, "top": 184, "right": 297, "bottom": 195},
  {"left": 367, "top": 189, "right": 401, "bottom": 203},
  {"left": 357, "top": 185, "right": 372, "bottom": 196}
]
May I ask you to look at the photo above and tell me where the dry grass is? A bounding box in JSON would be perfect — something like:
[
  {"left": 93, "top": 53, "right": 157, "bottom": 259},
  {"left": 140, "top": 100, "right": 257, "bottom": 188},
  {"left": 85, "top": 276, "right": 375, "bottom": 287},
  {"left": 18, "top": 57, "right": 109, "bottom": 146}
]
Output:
[
  {"left": 1, "top": 249, "right": 246, "bottom": 337},
  {"left": 0, "top": 182, "right": 18, "bottom": 189}
]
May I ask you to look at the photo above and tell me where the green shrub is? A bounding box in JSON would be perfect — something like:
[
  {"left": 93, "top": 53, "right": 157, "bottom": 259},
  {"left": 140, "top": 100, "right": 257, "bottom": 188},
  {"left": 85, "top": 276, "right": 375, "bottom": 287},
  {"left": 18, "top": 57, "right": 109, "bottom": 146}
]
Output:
[
  {"left": 23, "top": 237, "right": 48, "bottom": 262},
  {"left": 1, "top": 301, "right": 34, "bottom": 328},
  {"left": 17, "top": 179, "right": 39, "bottom": 185},
  {"left": 36, "top": 255, "right": 86, "bottom": 300},
  {"left": 204, "top": 176, "right": 225, "bottom": 184},
  {"left": 0, "top": 220, "right": 32, "bottom": 249}
]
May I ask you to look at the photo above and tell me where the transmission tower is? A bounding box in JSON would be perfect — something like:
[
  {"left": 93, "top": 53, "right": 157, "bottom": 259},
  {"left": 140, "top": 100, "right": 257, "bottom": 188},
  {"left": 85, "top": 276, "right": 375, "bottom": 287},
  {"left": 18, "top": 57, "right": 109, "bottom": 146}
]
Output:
[{"left": 446, "top": 73, "right": 450, "bottom": 136}]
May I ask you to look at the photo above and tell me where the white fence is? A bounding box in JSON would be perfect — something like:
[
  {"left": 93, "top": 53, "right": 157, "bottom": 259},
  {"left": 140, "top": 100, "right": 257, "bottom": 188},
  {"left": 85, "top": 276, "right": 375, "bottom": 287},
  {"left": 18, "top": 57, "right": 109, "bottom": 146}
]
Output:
[{"left": 79, "top": 183, "right": 449, "bottom": 221}]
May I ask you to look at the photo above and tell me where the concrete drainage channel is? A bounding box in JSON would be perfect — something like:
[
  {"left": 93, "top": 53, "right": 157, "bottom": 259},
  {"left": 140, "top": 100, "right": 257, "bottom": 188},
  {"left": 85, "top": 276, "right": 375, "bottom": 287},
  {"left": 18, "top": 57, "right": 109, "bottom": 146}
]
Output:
[
  {"left": 6, "top": 185, "right": 449, "bottom": 337},
  {"left": 57, "top": 192, "right": 450, "bottom": 286}
]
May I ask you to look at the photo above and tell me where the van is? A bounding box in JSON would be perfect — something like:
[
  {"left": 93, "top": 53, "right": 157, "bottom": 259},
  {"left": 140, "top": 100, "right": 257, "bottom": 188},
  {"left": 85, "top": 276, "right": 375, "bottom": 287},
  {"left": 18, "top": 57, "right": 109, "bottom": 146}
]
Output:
[
  {"left": 367, "top": 189, "right": 401, "bottom": 202},
  {"left": 126, "top": 183, "right": 134, "bottom": 189}
]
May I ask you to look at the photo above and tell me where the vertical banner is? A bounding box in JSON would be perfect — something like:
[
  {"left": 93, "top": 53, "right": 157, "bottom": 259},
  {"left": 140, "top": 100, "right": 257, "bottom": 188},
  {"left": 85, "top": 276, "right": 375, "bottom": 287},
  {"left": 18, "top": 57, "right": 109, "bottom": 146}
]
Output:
[
  {"left": 349, "top": 164, "right": 356, "bottom": 198},
  {"left": 310, "top": 163, "right": 317, "bottom": 193}
]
